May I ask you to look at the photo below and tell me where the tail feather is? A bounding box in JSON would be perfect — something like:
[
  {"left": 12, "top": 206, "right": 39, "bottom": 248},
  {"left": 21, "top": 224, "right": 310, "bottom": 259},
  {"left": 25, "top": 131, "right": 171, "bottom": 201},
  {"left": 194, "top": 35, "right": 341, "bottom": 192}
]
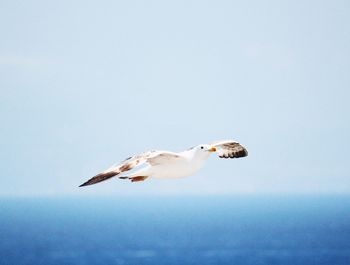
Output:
[{"left": 79, "top": 171, "right": 119, "bottom": 187}]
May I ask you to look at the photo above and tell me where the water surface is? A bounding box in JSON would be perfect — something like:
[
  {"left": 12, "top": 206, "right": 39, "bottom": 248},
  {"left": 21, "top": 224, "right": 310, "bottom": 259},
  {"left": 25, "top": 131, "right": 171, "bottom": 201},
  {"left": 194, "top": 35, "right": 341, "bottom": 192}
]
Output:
[{"left": 1, "top": 195, "right": 349, "bottom": 265}]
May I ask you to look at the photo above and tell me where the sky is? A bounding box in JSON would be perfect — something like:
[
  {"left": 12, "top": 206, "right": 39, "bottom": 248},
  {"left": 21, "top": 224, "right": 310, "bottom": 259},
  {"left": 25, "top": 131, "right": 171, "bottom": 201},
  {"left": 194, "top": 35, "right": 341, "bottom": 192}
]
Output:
[{"left": 0, "top": 0, "right": 349, "bottom": 197}]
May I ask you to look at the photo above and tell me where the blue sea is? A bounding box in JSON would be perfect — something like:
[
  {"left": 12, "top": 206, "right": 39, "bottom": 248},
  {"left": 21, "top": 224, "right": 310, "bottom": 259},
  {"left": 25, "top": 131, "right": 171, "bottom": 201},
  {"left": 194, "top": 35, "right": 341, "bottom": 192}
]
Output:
[{"left": 1, "top": 195, "right": 349, "bottom": 265}]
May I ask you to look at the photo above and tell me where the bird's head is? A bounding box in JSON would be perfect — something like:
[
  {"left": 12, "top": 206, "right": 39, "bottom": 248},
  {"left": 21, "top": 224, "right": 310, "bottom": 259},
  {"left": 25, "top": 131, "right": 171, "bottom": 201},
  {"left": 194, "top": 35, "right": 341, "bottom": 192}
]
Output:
[{"left": 189, "top": 144, "right": 217, "bottom": 159}]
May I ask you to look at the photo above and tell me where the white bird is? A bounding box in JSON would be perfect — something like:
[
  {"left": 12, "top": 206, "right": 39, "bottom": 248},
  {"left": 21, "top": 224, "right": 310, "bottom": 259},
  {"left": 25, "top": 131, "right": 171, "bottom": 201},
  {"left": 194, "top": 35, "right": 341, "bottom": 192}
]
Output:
[{"left": 79, "top": 140, "right": 248, "bottom": 187}]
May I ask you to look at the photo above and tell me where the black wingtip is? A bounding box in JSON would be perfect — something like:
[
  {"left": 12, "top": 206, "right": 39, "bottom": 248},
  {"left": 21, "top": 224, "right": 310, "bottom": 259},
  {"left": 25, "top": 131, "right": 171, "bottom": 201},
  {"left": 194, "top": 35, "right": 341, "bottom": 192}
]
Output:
[
  {"left": 219, "top": 147, "right": 248, "bottom": 159},
  {"left": 79, "top": 180, "right": 93, "bottom": 187},
  {"left": 79, "top": 171, "right": 119, "bottom": 188},
  {"left": 236, "top": 148, "right": 248, "bottom": 158}
]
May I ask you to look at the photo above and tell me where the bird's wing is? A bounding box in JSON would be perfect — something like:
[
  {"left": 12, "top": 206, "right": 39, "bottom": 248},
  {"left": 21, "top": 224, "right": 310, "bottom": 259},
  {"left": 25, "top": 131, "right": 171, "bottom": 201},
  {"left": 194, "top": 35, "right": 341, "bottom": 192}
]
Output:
[
  {"left": 79, "top": 151, "right": 158, "bottom": 187},
  {"left": 211, "top": 140, "right": 248, "bottom": 159},
  {"left": 146, "top": 151, "right": 182, "bottom": 166},
  {"left": 79, "top": 150, "right": 183, "bottom": 187}
]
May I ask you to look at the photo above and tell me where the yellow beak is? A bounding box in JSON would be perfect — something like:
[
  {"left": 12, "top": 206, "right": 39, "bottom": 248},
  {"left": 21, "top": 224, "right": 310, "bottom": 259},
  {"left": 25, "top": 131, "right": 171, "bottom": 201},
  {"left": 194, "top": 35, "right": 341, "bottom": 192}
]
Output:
[{"left": 209, "top": 147, "right": 217, "bottom": 152}]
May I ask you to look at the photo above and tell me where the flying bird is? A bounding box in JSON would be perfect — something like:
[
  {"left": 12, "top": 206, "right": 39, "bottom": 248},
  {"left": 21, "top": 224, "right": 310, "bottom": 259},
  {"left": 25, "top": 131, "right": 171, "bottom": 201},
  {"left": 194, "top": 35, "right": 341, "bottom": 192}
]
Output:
[{"left": 79, "top": 140, "right": 248, "bottom": 187}]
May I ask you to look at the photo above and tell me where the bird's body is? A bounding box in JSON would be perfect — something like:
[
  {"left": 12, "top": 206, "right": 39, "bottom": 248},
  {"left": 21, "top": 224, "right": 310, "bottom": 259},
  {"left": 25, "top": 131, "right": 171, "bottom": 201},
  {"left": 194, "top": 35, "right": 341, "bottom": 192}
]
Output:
[
  {"left": 129, "top": 149, "right": 211, "bottom": 180},
  {"left": 79, "top": 140, "right": 248, "bottom": 187}
]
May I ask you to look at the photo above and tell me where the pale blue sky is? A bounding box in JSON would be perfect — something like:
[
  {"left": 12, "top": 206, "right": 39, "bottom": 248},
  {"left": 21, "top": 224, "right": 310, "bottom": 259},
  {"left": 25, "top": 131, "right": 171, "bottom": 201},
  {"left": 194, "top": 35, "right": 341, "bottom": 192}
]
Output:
[{"left": 0, "top": 0, "right": 349, "bottom": 196}]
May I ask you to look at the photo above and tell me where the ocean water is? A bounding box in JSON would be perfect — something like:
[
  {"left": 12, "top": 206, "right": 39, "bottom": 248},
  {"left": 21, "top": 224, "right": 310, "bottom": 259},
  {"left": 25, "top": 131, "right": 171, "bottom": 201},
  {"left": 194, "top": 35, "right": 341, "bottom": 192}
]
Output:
[{"left": 0, "top": 195, "right": 349, "bottom": 265}]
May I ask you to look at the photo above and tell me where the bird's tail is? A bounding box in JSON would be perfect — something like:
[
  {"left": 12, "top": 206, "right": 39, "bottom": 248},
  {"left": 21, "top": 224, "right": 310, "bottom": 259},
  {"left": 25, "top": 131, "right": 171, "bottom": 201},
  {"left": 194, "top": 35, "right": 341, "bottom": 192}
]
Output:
[{"left": 79, "top": 171, "right": 119, "bottom": 187}]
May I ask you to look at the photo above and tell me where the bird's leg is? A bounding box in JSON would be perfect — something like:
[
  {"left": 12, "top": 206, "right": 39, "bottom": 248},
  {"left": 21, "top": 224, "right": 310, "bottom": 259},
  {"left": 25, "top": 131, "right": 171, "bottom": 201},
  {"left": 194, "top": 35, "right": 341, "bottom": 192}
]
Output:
[{"left": 129, "top": 176, "right": 148, "bottom": 182}]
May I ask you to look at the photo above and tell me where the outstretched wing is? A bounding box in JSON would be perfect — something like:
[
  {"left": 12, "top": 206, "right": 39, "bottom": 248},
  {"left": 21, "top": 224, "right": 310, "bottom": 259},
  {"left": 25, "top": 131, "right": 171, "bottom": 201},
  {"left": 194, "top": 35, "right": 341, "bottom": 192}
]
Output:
[
  {"left": 211, "top": 140, "right": 248, "bottom": 159},
  {"left": 79, "top": 151, "right": 181, "bottom": 187},
  {"left": 79, "top": 151, "right": 155, "bottom": 187}
]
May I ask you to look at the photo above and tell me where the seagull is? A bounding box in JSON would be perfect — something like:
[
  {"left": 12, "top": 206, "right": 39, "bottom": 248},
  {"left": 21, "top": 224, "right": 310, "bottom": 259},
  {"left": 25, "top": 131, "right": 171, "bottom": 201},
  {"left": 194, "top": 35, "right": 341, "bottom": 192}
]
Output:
[{"left": 79, "top": 140, "right": 248, "bottom": 187}]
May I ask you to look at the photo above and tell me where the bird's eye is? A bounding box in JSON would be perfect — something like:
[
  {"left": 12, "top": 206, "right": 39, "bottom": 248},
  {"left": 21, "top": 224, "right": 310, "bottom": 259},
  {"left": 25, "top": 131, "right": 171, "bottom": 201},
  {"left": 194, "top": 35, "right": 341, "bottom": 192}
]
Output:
[{"left": 201, "top": 146, "right": 204, "bottom": 149}]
